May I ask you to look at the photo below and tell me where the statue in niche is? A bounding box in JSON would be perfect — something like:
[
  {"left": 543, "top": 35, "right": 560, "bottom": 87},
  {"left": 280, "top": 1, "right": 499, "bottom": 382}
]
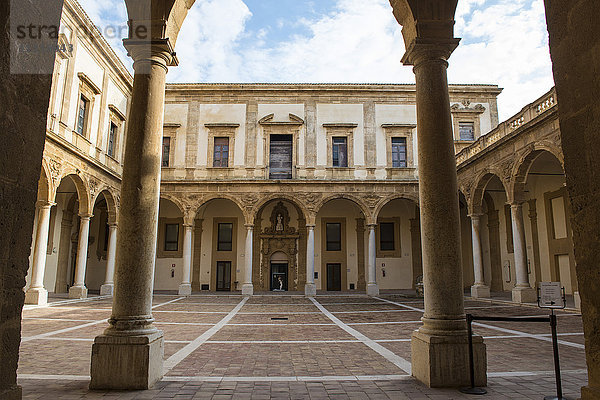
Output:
[{"left": 276, "top": 214, "right": 284, "bottom": 231}]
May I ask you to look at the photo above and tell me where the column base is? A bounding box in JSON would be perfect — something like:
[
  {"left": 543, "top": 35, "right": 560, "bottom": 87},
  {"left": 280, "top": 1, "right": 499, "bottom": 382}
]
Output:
[
  {"left": 90, "top": 331, "right": 164, "bottom": 390},
  {"left": 100, "top": 284, "right": 114, "bottom": 296},
  {"left": 574, "top": 291, "right": 581, "bottom": 310},
  {"left": 470, "top": 284, "right": 490, "bottom": 299},
  {"left": 25, "top": 287, "right": 48, "bottom": 305},
  {"left": 367, "top": 283, "right": 379, "bottom": 296},
  {"left": 581, "top": 384, "right": 600, "bottom": 400},
  {"left": 68, "top": 285, "right": 87, "bottom": 299},
  {"left": 178, "top": 283, "right": 192, "bottom": 296},
  {"left": 512, "top": 286, "right": 537, "bottom": 303},
  {"left": 0, "top": 386, "right": 22, "bottom": 400},
  {"left": 304, "top": 283, "right": 316, "bottom": 297},
  {"left": 411, "top": 330, "right": 487, "bottom": 388},
  {"left": 242, "top": 284, "right": 254, "bottom": 296}
]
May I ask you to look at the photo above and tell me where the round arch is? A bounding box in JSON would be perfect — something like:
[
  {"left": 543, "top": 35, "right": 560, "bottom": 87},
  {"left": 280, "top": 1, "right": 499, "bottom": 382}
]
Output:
[
  {"left": 93, "top": 188, "right": 119, "bottom": 224},
  {"left": 512, "top": 145, "right": 565, "bottom": 202},
  {"left": 373, "top": 193, "right": 419, "bottom": 221},
  {"left": 252, "top": 194, "right": 309, "bottom": 224},
  {"left": 194, "top": 194, "right": 247, "bottom": 223},
  {"left": 55, "top": 172, "right": 91, "bottom": 215},
  {"left": 314, "top": 194, "right": 372, "bottom": 224},
  {"left": 38, "top": 161, "right": 53, "bottom": 204},
  {"left": 159, "top": 193, "right": 186, "bottom": 216},
  {"left": 471, "top": 170, "right": 510, "bottom": 212}
]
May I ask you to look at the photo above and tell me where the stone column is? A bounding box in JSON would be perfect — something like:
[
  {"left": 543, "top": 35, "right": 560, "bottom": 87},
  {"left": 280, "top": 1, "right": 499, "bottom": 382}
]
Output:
[
  {"left": 470, "top": 214, "right": 490, "bottom": 298},
  {"left": 404, "top": 42, "right": 486, "bottom": 387},
  {"left": 305, "top": 225, "right": 316, "bottom": 296},
  {"left": 25, "top": 201, "right": 55, "bottom": 305},
  {"left": 366, "top": 224, "right": 379, "bottom": 296},
  {"left": 355, "top": 218, "right": 366, "bottom": 291},
  {"left": 69, "top": 214, "right": 91, "bottom": 299},
  {"left": 179, "top": 224, "right": 193, "bottom": 295},
  {"left": 242, "top": 224, "right": 254, "bottom": 295},
  {"left": 100, "top": 223, "right": 117, "bottom": 296},
  {"left": 90, "top": 38, "right": 177, "bottom": 390},
  {"left": 510, "top": 202, "right": 536, "bottom": 303}
]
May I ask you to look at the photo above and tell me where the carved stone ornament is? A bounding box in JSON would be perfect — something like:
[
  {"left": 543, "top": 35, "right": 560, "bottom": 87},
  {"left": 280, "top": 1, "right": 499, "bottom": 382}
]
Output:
[
  {"left": 49, "top": 158, "right": 62, "bottom": 185},
  {"left": 89, "top": 178, "right": 99, "bottom": 200},
  {"left": 501, "top": 160, "right": 514, "bottom": 181},
  {"left": 264, "top": 201, "right": 296, "bottom": 235},
  {"left": 363, "top": 193, "right": 381, "bottom": 209},
  {"left": 241, "top": 194, "right": 259, "bottom": 210}
]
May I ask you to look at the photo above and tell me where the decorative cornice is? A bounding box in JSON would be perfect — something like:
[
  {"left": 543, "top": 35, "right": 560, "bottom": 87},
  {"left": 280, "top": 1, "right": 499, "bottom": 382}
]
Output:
[{"left": 77, "top": 72, "right": 102, "bottom": 95}]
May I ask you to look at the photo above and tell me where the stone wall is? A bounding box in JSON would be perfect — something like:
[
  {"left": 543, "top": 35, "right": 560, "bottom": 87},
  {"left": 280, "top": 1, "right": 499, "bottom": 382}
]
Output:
[
  {"left": 0, "top": 0, "right": 63, "bottom": 398},
  {"left": 545, "top": 1, "right": 600, "bottom": 398}
]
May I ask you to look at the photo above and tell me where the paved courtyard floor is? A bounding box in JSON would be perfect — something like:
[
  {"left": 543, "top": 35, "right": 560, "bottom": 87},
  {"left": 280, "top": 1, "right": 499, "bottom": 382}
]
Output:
[{"left": 18, "top": 293, "right": 587, "bottom": 399}]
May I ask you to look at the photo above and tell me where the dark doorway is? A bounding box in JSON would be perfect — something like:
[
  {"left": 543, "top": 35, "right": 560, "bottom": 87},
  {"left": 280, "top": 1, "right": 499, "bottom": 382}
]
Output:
[
  {"left": 216, "top": 261, "right": 232, "bottom": 291},
  {"left": 269, "top": 134, "right": 293, "bottom": 179},
  {"left": 271, "top": 262, "right": 288, "bottom": 291},
  {"left": 327, "top": 263, "right": 342, "bottom": 291}
]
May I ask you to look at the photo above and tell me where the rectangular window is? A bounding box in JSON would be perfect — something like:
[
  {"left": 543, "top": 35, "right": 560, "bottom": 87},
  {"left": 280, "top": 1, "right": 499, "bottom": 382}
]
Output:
[
  {"left": 213, "top": 137, "right": 229, "bottom": 167},
  {"left": 459, "top": 122, "right": 475, "bottom": 141},
  {"left": 108, "top": 122, "right": 117, "bottom": 157},
  {"left": 326, "top": 222, "right": 342, "bottom": 251},
  {"left": 379, "top": 222, "right": 395, "bottom": 251},
  {"left": 164, "top": 223, "right": 179, "bottom": 251},
  {"left": 76, "top": 95, "right": 89, "bottom": 136},
  {"left": 332, "top": 137, "right": 348, "bottom": 167},
  {"left": 269, "top": 134, "right": 293, "bottom": 179},
  {"left": 162, "top": 137, "right": 171, "bottom": 167},
  {"left": 217, "top": 223, "right": 233, "bottom": 251},
  {"left": 391, "top": 137, "right": 407, "bottom": 168}
]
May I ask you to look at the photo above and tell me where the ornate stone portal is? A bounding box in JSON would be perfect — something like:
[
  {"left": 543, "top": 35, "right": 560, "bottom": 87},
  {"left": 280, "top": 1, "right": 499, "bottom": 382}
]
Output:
[{"left": 258, "top": 202, "right": 300, "bottom": 291}]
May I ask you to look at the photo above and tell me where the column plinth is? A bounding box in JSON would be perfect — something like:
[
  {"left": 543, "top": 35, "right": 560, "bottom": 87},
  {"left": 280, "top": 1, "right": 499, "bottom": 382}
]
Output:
[
  {"left": 404, "top": 40, "right": 486, "bottom": 387},
  {"left": 305, "top": 225, "right": 316, "bottom": 296},
  {"left": 91, "top": 38, "right": 176, "bottom": 390},
  {"left": 366, "top": 224, "right": 379, "bottom": 296}
]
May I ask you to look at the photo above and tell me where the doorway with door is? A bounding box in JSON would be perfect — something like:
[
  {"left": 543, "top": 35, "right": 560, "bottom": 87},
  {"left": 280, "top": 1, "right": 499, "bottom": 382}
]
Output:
[
  {"left": 216, "top": 261, "right": 232, "bottom": 291},
  {"left": 326, "top": 263, "right": 342, "bottom": 291},
  {"left": 270, "top": 263, "right": 288, "bottom": 291}
]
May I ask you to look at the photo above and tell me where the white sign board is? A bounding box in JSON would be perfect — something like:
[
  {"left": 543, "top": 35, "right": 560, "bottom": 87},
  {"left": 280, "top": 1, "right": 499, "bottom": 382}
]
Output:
[{"left": 539, "top": 282, "right": 564, "bottom": 308}]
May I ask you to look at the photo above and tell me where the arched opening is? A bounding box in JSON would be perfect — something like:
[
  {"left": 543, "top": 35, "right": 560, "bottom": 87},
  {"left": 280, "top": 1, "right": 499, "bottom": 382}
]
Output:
[
  {"left": 254, "top": 198, "right": 306, "bottom": 292},
  {"left": 315, "top": 198, "right": 367, "bottom": 292},
  {"left": 194, "top": 198, "right": 246, "bottom": 292},
  {"left": 520, "top": 151, "right": 574, "bottom": 295},
  {"left": 154, "top": 197, "right": 185, "bottom": 292},
  {"left": 375, "top": 197, "right": 420, "bottom": 290}
]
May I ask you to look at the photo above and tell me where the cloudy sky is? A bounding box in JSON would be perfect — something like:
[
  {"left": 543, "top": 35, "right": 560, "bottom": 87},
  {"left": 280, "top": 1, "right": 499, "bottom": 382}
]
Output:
[{"left": 78, "top": 0, "right": 554, "bottom": 121}]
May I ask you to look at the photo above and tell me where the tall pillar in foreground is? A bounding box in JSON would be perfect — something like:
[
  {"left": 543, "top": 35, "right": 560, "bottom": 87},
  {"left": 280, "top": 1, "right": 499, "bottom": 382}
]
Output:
[
  {"left": 100, "top": 223, "right": 118, "bottom": 296},
  {"left": 305, "top": 225, "right": 316, "bottom": 296},
  {"left": 179, "top": 224, "right": 193, "bottom": 295},
  {"left": 25, "top": 201, "right": 55, "bottom": 305},
  {"left": 69, "top": 214, "right": 91, "bottom": 299},
  {"left": 242, "top": 224, "right": 254, "bottom": 296},
  {"left": 366, "top": 224, "right": 379, "bottom": 296},
  {"left": 402, "top": 39, "right": 486, "bottom": 387},
  {"left": 90, "top": 38, "right": 177, "bottom": 390},
  {"left": 470, "top": 214, "right": 490, "bottom": 298},
  {"left": 510, "top": 202, "right": 536, "bottom": 303}
]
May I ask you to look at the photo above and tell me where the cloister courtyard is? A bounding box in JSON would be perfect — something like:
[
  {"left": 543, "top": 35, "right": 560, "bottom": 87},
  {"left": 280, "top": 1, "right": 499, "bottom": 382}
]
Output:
[{"left": 18, "top": 293, "right": 586, "bottom": 399}]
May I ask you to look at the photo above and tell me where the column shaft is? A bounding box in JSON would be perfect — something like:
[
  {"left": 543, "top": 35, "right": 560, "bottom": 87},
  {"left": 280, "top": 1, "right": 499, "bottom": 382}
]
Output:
[
  {"left": 305, "top": 226, "right": 316, "bottom": 296},
  {"left": 510, "top": 202, "right": 536, "bottom": 303},
  {"left": 100, "top": 224, "right": 117, "bottom": 295},
  {"left": 470, "top": 214, "right": 490, "bottom": 298},
  {"left": 69, "top": 215, "right": 90, "bottom": 299},
  {"left": 366, "top": 225, "right": 379, "bottom": 296},
  {"left": 25, "top": 202, "right": 54, "bottom": 305},
  {"left": 179, "top": 224, "right": 193, "bottom": 295},
  {"left": 242, "top": 225, "right": 254, "bottom": 295}
]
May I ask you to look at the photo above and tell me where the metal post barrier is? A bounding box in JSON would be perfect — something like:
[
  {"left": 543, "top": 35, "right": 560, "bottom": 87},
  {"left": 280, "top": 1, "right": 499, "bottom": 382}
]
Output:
[{"left": 460, "top": 313, "right": 568, "bottom": 399}]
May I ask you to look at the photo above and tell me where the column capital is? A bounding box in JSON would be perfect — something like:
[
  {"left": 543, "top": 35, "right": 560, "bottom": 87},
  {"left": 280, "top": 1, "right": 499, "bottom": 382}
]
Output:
[
  {"left": 79, "top": 213, "right": 93, "bottom": 220},
  {"left": 401, "top": 38, "right": 461, "bottom": 67},
  {"left": 123, "top": 38, "right": 178, "bottom": 71},
  {"left": 108, "top": 222, "right": 118, "bottom": 229},
  {"left": 36, "top": 200, "right": 56, "bottom": 209},
  {"left": 468, "top": 213, "right": 484, "bottom": 219},
  {"left": 510, "top": 201, "right": 525, "bottom": 209},
  {"left": 367, "top": 223, "right": 377, "bottom": 229},
  {"left": 245, "top": 224, "right": 254, "bottom": 230},
  {"left": 305, "top": 224, "right": 316, "bottom": 230}
]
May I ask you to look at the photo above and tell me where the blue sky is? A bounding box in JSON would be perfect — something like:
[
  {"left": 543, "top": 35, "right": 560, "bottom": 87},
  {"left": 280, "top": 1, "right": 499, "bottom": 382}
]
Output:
[{"left": 77, "top": 0, "right": 554, "bottom": 121}]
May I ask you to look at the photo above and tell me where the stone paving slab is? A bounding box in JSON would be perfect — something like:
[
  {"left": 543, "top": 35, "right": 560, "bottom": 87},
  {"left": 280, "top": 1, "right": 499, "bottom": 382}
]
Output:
[
  {"left": 351, "top": 323, "right": 421, "bottom": 340},
  {"left": 210, "top": 325, "right": 355, "bottom": 341},
  {"left": 240, "top": 304, "right": 320, "bottom": 313},
  {"left": 18, "top": 341, "right": 92, "bottom": 375},
  {"left": 166, "top": 343, "right": 401, "bottom": 377},
  {"left": 229, "top": 314, "right": 333, "bottom": 325},
  {"left": 153, "top": 311, "right": 228, "bottom": 324},
  {"left": 21, "top": 320, "right": 87, "bottom": 337},
  {"left": 151, "top": 303, "right": 237, "bottom": 312},
  {"left": 18, "top": 375, "right": 588, "bottom": 399},
  {"left": 321, "top": 304, "right": 402, "bottom": 312},
  {"left": 154, "top": 323, "right": 213, "bottom": 341},
  {"left": 335, "top": 311, "right": 423, "bottom": 324}
]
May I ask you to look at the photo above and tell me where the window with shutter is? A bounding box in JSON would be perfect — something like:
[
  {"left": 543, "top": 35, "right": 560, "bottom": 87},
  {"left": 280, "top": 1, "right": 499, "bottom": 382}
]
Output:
[
  {"left": 213, "top": 137, "right": 229, "bottom": 167},
  {"left": 391, "top": 137, "right": 407, "bottom": 168}
]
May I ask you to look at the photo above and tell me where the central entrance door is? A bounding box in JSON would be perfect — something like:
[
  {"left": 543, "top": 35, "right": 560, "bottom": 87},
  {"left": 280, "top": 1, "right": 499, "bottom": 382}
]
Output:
[
  {"left": 269, "top": 134, "right": 293, "bottom": 179},
  {"left": 327, "top": 263, "right": 342, "bottom": 291},
  {"left": 270, "top": 263, "right": 288, "bottom": 291},
  {"left": 216, "top": 261, "right": 232, "bottom": 291}
]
